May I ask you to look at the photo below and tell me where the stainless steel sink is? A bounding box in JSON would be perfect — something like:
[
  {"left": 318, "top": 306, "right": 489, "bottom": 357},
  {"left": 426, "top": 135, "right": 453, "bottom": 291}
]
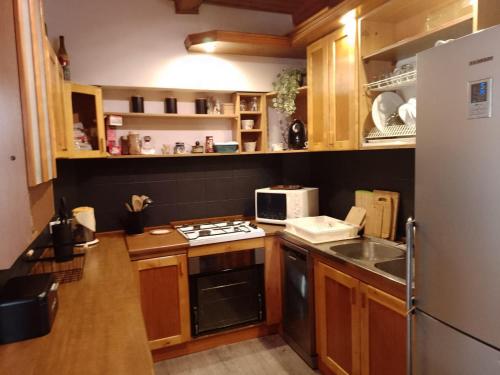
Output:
[
  {"left": 330, "top": 241, "right": 405, "bottom": 262},
  {"left": 375, "top": 258, "right": 406, "bottom": 280}
]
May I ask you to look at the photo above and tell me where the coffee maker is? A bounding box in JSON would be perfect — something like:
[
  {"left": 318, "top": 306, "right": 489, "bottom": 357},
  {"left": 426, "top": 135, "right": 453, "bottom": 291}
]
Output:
[{"left": 288, "top": 119, "right": 306, "bottom": 149}]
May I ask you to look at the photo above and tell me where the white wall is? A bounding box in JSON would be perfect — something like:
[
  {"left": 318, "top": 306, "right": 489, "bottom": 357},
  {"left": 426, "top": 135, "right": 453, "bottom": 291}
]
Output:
[{"left": 44, "top": 0, "right": 305, "bottom": 91}]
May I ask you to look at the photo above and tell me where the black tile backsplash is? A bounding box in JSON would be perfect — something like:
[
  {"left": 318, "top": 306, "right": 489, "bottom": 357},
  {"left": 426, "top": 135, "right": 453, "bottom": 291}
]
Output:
[
  {"left": 54, "top": 155, "right": 284, "bottom": 232},
  {"left": 54, "top": 149, "right": 415, "bottom": 238},
  {"left": 307, "top": 149, "right": 415, "bottom": 238}
]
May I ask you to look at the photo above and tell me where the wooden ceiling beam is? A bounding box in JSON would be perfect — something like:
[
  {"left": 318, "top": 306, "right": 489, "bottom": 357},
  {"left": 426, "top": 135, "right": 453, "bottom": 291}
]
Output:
[
  {"left": 204, "top": 0, "right": 297, "bottom": 14},
  {"left": 174, "top": 0, "right": 204, "bottom": 14}
]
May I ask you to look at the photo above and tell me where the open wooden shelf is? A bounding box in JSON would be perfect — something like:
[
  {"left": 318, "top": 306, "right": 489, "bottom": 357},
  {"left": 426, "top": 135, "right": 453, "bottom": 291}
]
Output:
[
  {"left": 184, "top": 30, "right": 305, "bottom": 58},
  {"left": 239, "top": 111, "right": 262, "bottom": 115},
  {"left": 362, "top": 14, "right": 473, "bottom": 61},
  {"left": 240, "top": 129, "right": 262, "bottom": 133},
  {"left": 104, "top": 112, "right": 237, "bottom": 120}
]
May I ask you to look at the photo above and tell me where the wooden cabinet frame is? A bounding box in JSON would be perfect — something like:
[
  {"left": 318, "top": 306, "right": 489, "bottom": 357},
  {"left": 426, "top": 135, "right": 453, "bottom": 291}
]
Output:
[
  {"left": 135, "top": 254, "right": 191, "bottom": 350},
  {"left": 62, "top": 82, "right": 107, "bottom": 158},
  {"left": 315, "top": 259, "right": 406, "bottom": 375},
  {"left": 315, "top": 260, "right": 361, "bottom": 375}
]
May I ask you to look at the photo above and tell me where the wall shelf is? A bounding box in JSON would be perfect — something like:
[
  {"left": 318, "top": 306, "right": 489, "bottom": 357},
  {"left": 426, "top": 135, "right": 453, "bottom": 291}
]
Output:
[
  {"left": 241, "top": 129, "right": 262, "bottom": 133},
  {"left": 184, "top": 30, "right": 306, "bottom": 58},
  {"left": 104, "top": 112, "right": 237, "bottom": 120}
]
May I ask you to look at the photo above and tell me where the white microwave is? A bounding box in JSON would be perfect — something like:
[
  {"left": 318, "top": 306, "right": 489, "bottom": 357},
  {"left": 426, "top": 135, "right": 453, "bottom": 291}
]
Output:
[{"left": 255, "top": 187, "right": 319, "bottom": 225}]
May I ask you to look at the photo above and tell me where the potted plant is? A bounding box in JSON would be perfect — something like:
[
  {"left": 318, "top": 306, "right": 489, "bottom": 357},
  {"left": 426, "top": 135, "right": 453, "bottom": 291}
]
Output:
[{"left": 271, "top": 68, "right": 305, "bottom": 116}]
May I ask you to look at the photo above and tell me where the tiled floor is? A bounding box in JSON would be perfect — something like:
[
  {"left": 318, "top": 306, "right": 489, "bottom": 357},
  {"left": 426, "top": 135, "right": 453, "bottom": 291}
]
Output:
[{"left": 154, "top": 335, "right": 319, "bottom": 375}]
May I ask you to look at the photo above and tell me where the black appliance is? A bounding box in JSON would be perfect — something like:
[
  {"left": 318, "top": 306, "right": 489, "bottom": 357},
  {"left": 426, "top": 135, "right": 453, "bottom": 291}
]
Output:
[
  {"left": 281, "top": 239, "right": 317, "bottom": 368},
  {"left": 0, "top": 273, "right": 59, "bottom": 344},
  {"left": 189, "top": 249, "right": 265, "bottom": 337},
  {"left": 288, "top": 119, "right": 306, "bottom": 149}
]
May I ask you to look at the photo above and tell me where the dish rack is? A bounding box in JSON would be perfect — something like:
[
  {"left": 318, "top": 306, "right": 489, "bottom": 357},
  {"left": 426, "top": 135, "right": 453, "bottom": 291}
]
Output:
[
  {"left": 365, "top": 123, "right": 416, "bottom": 141},
  {"left": 365, "top": 70, "right": 417, "bottom": 92}
]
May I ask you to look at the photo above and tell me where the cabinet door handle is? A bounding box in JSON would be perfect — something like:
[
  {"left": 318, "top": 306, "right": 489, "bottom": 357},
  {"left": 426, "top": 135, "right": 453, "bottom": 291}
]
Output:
[{"left": 351, "top": 288, "right": 356, "bottom": 305}]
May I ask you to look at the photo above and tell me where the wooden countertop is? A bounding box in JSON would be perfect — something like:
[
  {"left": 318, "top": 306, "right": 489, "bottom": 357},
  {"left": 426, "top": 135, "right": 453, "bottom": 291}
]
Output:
[
  {"left": 126, "top": 227, "right": 189, "bottom": 260},
  {"left": 0, "top": 234, "right": 154, "bottom": 375},
  {"left": 125, "top": 222, "right": 282, "bottom": 260}
]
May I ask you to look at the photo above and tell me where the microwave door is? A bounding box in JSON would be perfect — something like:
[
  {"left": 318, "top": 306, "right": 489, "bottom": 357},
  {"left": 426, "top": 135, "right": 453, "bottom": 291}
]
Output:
[{"left": 256, "top": 192, "right": 287, "bottom": 223}]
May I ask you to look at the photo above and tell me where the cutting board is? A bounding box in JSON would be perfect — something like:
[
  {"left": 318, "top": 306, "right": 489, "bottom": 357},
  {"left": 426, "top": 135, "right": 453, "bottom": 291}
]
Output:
[
  {"left": 364, "top": 203, "right": 383, "bottom": 237},
  {"left": 355, "top": 190, "right": 373, "bottom": 210},
  {"left": 374, "top": 190, "right": 400, "bottom": 240},
  {"left": 345, "top": 206, "right": 367, "bottom": 228},
  {"left": 375, "top": 196, "right": 392, "bottom": 239}
]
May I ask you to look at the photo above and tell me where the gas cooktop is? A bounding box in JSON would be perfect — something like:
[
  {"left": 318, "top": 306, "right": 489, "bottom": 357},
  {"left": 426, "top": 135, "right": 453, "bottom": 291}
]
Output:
[{"left": 175, "top": 220, "right": 265, "bottom": 247}]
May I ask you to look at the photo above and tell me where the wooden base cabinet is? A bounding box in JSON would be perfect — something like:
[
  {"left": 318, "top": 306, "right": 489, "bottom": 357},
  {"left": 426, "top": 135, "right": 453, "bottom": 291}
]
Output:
[
  {"left": 135, "top": 254, "right": 191, "bottom": 351},
  {"left": 360, "top": 284, "right": 406, "bottom": 375},
  {"left": 315, "top": 260, "right": 406, "bottom": 375}
]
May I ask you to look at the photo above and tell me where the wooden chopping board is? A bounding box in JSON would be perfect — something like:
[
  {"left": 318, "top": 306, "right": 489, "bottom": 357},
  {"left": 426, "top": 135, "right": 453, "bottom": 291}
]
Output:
[
  {"left": 364, "top": 203, "right": 383, "bottom": 237},
  {"left": 374, "top": 190, "right": 400, "bottom": 240},
  {"left": 375, "top": 195, "right": 392, "bottom": 239}
]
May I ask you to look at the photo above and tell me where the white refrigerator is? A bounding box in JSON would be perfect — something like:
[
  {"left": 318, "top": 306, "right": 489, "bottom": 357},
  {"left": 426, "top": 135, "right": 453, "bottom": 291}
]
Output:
[{"left": 413, "top": 25, "right": 500, "bottom": 374}]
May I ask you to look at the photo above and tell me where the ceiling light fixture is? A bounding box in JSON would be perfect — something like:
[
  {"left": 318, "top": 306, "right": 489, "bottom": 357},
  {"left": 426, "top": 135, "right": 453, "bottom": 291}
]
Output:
[
  {"left": 340, "top": 9, "right": 356, "bottom": 26},
  {"left": 202, "top": 41, "right": 217, "bottom": 53}
]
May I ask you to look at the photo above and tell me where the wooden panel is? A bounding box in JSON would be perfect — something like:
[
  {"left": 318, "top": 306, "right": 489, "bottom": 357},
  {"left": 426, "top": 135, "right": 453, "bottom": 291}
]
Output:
[
  {"left": 0, "top": 0, "right": 34, "bottom": 269},
  {"left": 14, "top": 0, "right": 56, "bottom": 185},
  {"left": 264, "top": 237, "right": 282, "bottom": 325},
  {"left": 173, "top": 0, "right": 203, "bottom": 13},
  {"left": 125, "top": 228, "right": 189, "bottom": 260},
  {"left": 330, "top": 26, "right": 358, "bottom": 150},
  {"left": 307, "top": 36, "right": 331, "bottom": 151},
  {"left": 360, "top": 283, "right": 406, "bottom": 375},
  {"left": 290, "top": 0, "right": 388, "bottom": 47},
  {"left": 136, "top": 254, "right": 191, "bottom": 350},
  {"left": 475, "top": 0, "right": 500, "bottom": 31},
  {"left": 188, "top": 237, "right": 265, "bottom": 258},
  {"left": 315, "top": 260, "right": 360, "bottom": 375},
  {"left": 185, "top": 30, "right": 305, "bottom": 58},
  {"left": 28, "top": 181, "right": 55, "bottom": 238}
]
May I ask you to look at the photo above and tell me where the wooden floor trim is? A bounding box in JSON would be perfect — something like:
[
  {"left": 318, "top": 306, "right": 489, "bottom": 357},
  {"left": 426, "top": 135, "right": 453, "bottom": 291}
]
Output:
[{"left": 152, "top": 323, "right": 278, "bottom": 362}]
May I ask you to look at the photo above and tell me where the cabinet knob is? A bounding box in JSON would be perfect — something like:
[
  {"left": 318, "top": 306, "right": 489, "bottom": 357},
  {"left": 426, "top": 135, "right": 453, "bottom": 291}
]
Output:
[{"left": 9, "top": 155, "right": 16, "bottom": 161}]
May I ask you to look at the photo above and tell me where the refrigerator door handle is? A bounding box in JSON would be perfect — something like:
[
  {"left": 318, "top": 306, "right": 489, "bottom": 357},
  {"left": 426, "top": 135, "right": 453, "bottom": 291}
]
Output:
[{"left": 406, "top": 217, "right": 416, "bottom": 375}]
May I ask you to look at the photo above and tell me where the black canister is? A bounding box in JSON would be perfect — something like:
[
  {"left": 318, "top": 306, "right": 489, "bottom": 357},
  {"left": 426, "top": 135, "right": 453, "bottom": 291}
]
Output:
[
  {"left": 131, "top": 96, "right": 144, "bottom": 113},
  {"left": 165, "top": 97, "right": 178, "bottom": 113},
  {"left": 126, "top": 211, "right": 144, "bottom": 235},
  {"left": 51, "top": 222, "right": 74, "bottom": 262},
  {"left": 195, "top": 98, "right": 208, "bottom": 114}
]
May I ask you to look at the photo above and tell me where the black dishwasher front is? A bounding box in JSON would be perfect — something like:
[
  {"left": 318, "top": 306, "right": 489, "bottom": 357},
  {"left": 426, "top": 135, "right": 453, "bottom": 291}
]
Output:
[{"left": 281, "top": 239, "right": 317, "bottom": 369}]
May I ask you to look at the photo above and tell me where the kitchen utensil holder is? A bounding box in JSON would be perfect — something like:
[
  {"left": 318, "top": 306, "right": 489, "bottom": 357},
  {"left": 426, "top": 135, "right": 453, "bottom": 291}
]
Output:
[
  {"left": 51, "top": 222, "right": 74, "bottom": 262},
  {"left": 126, "top": 211, "right": 144, "bottom": 235}
]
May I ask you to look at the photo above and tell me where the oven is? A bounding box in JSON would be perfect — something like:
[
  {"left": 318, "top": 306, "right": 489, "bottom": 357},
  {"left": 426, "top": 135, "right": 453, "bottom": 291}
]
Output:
[{"left": 188, "top": 249, "right": 265, "bottom": 337}]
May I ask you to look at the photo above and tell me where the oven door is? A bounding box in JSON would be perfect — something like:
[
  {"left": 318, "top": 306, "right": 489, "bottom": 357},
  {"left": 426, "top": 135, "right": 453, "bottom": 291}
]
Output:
[
  {"left": 189, "top": 249, "right": 265, "bottom": 337},
  {"left": 256, "top": 192, "right": 287, "bottom": 224}
]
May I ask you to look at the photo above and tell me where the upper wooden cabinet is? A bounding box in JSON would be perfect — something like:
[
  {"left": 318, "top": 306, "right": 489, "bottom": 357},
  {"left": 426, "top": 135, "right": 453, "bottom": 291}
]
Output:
[
  {"left": 14, "top": 0, "right": 57, "bottom": 186},
  {"left": 307, "top": 25, "right": 358, "bottom": 152},
  {"left": 56, "top": 82, "right": 107, "bottom": 158},
  {"left": 307, "top": 37, "right": 330, "bottom": 151},
  {"left": 315, "top": 259, "right": 406, "bottom": 375},
  {"left": 135, "top": 254, "right": 191, "bottom": 351}
]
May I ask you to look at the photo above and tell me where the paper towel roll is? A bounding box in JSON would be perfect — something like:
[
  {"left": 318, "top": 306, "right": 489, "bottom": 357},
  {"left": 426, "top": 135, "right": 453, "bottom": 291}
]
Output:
[{"left": 72, "top": 207, "right": 96, "bottom": 232}]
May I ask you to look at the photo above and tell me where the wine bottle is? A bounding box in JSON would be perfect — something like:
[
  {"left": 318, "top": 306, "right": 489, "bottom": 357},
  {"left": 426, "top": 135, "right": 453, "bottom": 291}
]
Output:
[{"left": 57, "top": 35, "right": 70, "bottom": 80}]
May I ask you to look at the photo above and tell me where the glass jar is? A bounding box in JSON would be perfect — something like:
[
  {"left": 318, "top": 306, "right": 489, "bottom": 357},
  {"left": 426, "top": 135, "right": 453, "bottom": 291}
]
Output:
[
  {"left": 240, "top": 99, "right": 247, "bottom": 112},
  {"left": 174, "top": 142, "right": 186, "bottom": 154},
  {"left": 250, "top": 97, "right": 259, "bottom": 112}
]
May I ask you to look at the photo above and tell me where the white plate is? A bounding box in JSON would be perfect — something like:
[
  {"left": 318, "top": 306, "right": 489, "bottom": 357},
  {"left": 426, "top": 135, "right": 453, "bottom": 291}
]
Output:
[{"left": 372, "top": 92, "right": 404, "bottom": 132}]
